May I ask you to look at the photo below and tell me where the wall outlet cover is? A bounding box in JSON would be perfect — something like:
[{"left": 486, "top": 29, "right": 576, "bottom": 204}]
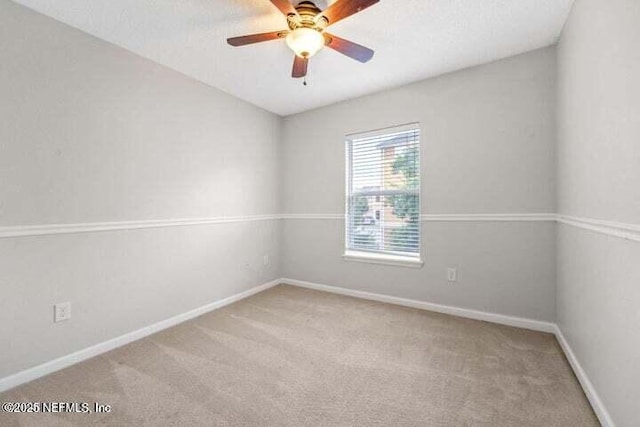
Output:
[
  {"left": 54, "top": 302, "right": 71, "bottom": 322},
  {"left": 447, "top": 268, "right": 458, "bottom": 282}
]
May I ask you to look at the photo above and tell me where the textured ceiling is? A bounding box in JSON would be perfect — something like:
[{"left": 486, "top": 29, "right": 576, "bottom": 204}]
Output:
[{"left": 11, "top": 0, "right": 574, "bottom": 116}]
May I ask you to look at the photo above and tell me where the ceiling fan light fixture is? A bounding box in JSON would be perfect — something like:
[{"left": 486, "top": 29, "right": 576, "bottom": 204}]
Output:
[
  {"left": 227, "top": 0, "right": 380, "bottom": 79},
  {"left": 285, "top": 27, "right": 324, "bottom": 58}
]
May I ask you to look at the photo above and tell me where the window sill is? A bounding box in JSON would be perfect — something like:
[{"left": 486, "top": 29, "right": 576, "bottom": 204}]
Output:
[{"left": 343, "top": 251, "right": 424, "bottom": 268}]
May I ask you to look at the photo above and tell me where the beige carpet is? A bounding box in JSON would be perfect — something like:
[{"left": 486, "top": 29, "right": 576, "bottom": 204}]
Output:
[{"left": 1, "top": 284, "right": 598, "bottom": 426}]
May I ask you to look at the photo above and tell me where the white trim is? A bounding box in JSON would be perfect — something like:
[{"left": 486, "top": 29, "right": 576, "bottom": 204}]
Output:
[
  {"left": 557, "top": 214, "right": 640, "bottom": 243},
  {"left": 421, "top": 213, "right": 556, "bottom": 222},
  {"left": 281, "top": 213, "right": 556, "bottom": 222},
  {"left": 345, "top": 122, "right": 420, "bottom": 140},
  {"left": 280, "top": 213, "right": 344, "bottom": 220},
  {"left": 0, "top": 279, "right": 281, "bottom": 393},
  {"left": 281, "top": 278, "right": 555, "bottom": 333},
  {"left": 554, "top": 325, "right": 615, "bottom": 427},
  {"left": 0, "top": 215, "right": 280, "bottom": 239},
  {"left": 343, "top": 251, "right": 424, "bottom": 268},
  {"left": 282, "top": 278, "right": 613, "bottom": 426},
  {"left": 0, "top": 277, "right": 615, "bottom": 426},
  {"left": 281, "top": 213, "right": 640, "bottom": 243},
  {"left": 1, "top": 213, "right": 637, "bottom": 241}
]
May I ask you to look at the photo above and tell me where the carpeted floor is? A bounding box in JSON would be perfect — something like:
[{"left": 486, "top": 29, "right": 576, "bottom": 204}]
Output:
[{"left": 1, "top": 284, "right": 598, "bottom": 426}]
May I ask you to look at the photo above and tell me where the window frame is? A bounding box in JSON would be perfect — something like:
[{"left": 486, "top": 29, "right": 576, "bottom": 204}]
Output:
[{"left": 343, "top": 123, "right": 423, "bottom": 268}]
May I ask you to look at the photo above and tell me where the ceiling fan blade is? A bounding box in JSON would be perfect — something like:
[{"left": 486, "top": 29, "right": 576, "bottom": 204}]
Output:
[
  {"left": 318, "top": 0, "right": 379, "bottom": 26},
  {"left": 292, "top": 55, "right": 309, "bottom": 78},
  {"left": 324, "top": 33, "right": 374, "bottom": 63},
  {"left": 227, "top": 30, "right": 289, "bottom": 46},
  {"left": 270, "top": 0, "right": 299, "bottom": 17}
]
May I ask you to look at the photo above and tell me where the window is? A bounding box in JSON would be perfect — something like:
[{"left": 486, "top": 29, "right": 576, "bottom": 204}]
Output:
[{"left": 345, "top": 124, "right": 422, "bottom": 267}]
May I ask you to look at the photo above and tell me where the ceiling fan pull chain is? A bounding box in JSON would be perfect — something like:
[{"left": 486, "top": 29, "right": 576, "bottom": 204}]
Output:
[{"left": 303, "top": 76, "right": 308, "bottom": 86}]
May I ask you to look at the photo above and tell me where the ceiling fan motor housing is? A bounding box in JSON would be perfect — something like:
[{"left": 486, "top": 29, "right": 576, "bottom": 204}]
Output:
[{"left": 288, "top": 1, "right": 328, "bottom": 31}]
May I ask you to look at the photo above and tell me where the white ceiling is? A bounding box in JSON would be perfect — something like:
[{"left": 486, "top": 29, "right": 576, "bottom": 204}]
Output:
[{"left": 12, "top": 0, "right": 574, "bottom": 116}]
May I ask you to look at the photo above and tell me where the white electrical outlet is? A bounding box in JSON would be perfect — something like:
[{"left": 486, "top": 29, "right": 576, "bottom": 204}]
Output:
[
  {"left": 54, "top": 302, "right": 71, "bottom": 322},
  {"left": 263, "top": 255, "right": 270, "bottom": 266},
  {"left": 447, "top": 268, "right": 458, "bottom": 282}
]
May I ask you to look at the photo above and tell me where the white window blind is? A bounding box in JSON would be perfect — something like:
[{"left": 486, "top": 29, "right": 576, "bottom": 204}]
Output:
[{"left": 345, "top": 124, "right": 421, "bottom": 259}]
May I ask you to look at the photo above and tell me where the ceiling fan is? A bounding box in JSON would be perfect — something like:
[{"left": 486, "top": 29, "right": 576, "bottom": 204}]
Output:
[{"left": 227, "top": 0, "right": 379, "bottom": 82}]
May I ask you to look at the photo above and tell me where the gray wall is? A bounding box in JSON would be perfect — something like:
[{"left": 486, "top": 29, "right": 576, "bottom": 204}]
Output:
[
  {"left": 6, "top": 4, "right": 637, "bottom": 425},
  {"left": 282, "top": 47, "right": 558, "bottom": 322},
  {"left": 556, "top": 1, "right": 640, "bottom": 426},
  {"left": 0, "top": 1, "right": 281, "bottom": 377}
]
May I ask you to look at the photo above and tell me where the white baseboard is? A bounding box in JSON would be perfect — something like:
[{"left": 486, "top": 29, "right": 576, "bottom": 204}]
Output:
[
  {"left": 1, "top": 277, "right": 615, "bottom": 427},
  {"left": 553, "top": 325, "right": 615, "bottom": 427},
  {"left": 281, "top": 278, "right": 556, "bottom": 333},
  {"left": 0, "top": 278, "right": 280, "bottom": 393},
  {"left": 282, "top": 278, "right": 613, "bottom": 427}
]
